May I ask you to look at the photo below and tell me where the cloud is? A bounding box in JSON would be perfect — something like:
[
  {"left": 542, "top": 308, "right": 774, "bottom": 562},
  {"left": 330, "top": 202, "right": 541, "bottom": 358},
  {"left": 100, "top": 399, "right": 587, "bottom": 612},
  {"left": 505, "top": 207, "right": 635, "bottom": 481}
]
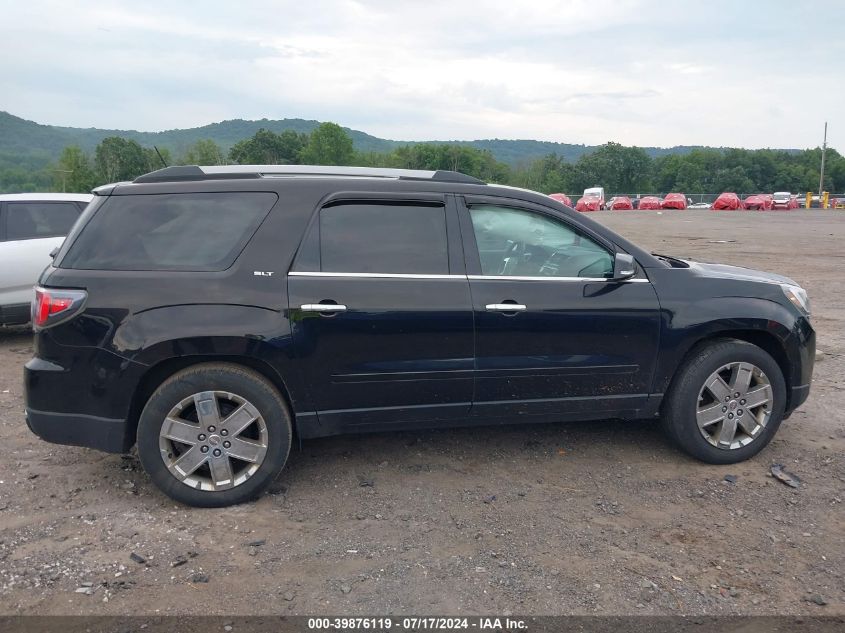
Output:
[
  {"left": 0, "top": 0, "right": 842, "bottom": 149},
  {"left": 666, "top": 63, "right": 714, "bottom": 75}
]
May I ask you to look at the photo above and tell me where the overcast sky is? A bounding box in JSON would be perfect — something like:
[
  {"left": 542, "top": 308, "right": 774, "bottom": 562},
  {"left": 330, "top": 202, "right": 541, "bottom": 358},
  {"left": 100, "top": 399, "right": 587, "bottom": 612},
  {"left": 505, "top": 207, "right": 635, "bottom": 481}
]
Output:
[{"left": 1, "top": 0, "right": 842, "bottom": 149}]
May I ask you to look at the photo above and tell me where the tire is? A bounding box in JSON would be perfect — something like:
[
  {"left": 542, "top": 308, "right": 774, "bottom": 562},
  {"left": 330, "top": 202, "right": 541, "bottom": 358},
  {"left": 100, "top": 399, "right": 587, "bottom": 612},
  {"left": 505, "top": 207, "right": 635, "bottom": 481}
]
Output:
[
  {"left": 661, "top": 339, "right": 786, "bottom": 464},
  {"left": 137, "top": 363, "right": 292, "bottom": 507}
]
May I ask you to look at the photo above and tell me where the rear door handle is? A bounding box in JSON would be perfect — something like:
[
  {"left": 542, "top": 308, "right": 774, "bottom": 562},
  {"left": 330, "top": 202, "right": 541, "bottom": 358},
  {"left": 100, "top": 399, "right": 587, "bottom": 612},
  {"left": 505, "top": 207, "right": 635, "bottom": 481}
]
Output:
[
  {"left": 301, "top": 303, "right": 348, "bottom": 312},
  {"left": 486, "top": 303, "right": 527, "bottom": 312}
]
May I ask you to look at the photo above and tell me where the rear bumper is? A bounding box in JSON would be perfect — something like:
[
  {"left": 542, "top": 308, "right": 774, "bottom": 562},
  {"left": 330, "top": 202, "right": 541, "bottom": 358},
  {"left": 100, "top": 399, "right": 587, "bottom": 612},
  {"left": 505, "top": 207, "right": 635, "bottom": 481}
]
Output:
[
  {"left": 24, "top": 354, "right": 136, "bottom": 453},
  {"left": 25, "top": 408, "right": 129, "bottom": 453},
  {"left": 0, "top": 303, "right": 31, "bottom": 326}
]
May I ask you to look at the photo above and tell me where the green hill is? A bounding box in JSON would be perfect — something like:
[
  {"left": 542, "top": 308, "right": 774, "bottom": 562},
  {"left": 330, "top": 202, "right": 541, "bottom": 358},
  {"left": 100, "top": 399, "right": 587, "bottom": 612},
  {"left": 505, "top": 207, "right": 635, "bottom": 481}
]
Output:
[{"left": 0, "top": 110, "right": 803, "bottom": 174}]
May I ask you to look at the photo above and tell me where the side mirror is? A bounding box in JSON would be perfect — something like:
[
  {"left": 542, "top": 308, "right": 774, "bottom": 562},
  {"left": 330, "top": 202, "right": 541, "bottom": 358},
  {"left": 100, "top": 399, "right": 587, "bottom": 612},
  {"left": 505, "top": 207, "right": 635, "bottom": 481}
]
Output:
[
  {"left": 612, "top": 253, "right": 636, "bottom": 280},
  {"left": 49, "top": 247, "right": 59, "bottom": 259}
]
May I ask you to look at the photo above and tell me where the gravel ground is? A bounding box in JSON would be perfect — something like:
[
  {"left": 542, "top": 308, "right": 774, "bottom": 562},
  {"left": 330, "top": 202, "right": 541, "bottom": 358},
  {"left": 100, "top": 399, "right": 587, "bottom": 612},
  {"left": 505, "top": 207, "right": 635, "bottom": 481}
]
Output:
[{"left": 0, "top": 209, "right": 842, "bottom": 616}]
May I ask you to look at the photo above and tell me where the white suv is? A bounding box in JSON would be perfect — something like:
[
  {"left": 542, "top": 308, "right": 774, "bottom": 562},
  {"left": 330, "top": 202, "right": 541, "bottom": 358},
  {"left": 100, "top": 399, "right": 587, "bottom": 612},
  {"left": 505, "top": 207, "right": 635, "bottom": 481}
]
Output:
[{"left": 0, "top": 193, "right": 91, "bottom": 325}]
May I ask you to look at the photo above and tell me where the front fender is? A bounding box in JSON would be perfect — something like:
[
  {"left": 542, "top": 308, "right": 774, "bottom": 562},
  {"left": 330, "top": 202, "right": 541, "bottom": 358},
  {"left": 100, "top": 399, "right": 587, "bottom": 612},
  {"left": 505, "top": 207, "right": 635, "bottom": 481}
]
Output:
[{"left": 653, "top": 294, "right": 812, "bottom": 397}]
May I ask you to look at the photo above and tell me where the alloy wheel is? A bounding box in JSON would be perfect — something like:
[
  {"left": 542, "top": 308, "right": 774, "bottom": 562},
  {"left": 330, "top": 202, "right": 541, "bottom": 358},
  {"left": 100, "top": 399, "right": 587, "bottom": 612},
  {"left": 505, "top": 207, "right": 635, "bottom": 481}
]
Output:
[
  {"left": 158, "top": 391, "right": 268, "bottom": 491},
  {"left": 696, "top": 362, "right": 773, "bottom": 450}
]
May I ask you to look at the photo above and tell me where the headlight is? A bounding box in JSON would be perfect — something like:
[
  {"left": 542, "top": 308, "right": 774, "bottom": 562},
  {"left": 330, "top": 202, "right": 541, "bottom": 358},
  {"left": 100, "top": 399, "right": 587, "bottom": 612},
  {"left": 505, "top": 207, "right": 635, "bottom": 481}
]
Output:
[{"left": 781, "top": 284, "right": 811, "bottom": 316}]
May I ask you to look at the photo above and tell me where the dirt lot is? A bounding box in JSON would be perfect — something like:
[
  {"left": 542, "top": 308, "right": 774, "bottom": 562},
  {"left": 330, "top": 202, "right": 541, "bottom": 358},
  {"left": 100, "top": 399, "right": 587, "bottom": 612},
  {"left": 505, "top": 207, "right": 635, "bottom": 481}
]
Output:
[{"left": 0, "top": 209, "right": 842, "bottom": 617}]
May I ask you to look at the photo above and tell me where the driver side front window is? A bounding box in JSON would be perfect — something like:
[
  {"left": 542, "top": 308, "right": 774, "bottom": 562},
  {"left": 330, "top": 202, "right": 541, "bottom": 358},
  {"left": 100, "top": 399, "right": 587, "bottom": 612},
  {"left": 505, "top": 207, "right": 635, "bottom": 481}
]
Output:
[{"left": 468, "top": 205, "right": 613, "bottom": 278}]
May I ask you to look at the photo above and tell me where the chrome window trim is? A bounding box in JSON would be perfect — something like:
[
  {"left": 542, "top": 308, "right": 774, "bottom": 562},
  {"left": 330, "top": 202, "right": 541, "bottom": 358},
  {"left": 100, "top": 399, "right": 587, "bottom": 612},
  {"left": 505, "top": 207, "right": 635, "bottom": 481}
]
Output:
[
  {"left": 288, "top": 271, "right": 463, "bottom": 280},
  {"left": 468, "top": 275, "right": 649, "bottom": 283},
  {"left": 288, "top": 271, "right": 648, "bottom": 283}
]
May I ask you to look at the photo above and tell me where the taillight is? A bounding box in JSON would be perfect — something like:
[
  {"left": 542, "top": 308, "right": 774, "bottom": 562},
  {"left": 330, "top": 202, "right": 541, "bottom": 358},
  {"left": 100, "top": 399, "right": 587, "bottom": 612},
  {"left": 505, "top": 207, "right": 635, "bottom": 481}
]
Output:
[{"left": 32, "top": 287, "right": 87, "bottom": 329}]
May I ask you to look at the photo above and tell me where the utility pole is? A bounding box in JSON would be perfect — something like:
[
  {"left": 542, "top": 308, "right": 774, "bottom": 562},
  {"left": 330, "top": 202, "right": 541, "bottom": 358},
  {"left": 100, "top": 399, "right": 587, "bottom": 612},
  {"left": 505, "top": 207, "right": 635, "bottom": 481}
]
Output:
[
  {"left": 818, "top": 121, "right": 828, "bottom": 198},
  {"left": 50, "top": 169, "right": 73, "bottom": 193}
]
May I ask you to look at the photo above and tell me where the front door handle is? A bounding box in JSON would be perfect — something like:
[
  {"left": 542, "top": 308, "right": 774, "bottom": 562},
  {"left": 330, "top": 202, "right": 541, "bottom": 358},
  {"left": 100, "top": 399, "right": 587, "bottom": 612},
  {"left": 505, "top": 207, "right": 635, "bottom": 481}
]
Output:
[
  {"left": 301, "top": 303, "right": 348, "bottom": 312},
  {"left": 486, "top": 302, "right": 527, "bottom": 312}
]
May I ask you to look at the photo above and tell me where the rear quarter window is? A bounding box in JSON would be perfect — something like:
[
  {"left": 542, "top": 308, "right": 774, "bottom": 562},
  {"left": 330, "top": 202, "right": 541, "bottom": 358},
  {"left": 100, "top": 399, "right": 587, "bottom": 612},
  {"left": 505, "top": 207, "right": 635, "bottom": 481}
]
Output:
[
  {"left": 58, "top": 192, "right": 277, "bottom": 271},
  {"left": 6, "top": 202, "right": 81, "bottom": 240}
]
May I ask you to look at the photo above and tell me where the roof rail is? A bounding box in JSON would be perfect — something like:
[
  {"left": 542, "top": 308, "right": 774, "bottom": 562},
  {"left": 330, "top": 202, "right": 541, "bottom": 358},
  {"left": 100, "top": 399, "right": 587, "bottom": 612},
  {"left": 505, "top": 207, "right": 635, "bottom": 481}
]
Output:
[{"left": 133, "top": 165, "right": 485, "bottom": 185}]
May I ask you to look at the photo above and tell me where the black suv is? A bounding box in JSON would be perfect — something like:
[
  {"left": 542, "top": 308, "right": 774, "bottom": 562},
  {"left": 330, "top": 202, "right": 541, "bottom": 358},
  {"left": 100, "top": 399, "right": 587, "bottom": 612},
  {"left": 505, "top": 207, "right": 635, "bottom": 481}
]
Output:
[{"left": 25, "top": 165, "right": 815, "bottom": 507}]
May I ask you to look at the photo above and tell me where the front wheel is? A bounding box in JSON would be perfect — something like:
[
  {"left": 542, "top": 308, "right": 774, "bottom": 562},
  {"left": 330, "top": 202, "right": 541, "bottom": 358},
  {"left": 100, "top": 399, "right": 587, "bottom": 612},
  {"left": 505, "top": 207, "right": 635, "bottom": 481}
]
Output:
[
  {"left": 661, "top": 339, "right": 786, "bottom": 464},
  {"left": 137, "top": 363, "right": 292, "bottom": 507}
]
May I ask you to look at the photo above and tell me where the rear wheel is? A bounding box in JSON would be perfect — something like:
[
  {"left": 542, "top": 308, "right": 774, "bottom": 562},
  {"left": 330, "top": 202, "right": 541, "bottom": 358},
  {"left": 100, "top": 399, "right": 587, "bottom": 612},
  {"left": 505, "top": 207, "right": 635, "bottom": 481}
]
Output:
[
  {"left": 137, "top": 363, "right": 291, "bottom": 507},
  {"left": 661, "top": 339, "right": 786, "bottom": 464}
]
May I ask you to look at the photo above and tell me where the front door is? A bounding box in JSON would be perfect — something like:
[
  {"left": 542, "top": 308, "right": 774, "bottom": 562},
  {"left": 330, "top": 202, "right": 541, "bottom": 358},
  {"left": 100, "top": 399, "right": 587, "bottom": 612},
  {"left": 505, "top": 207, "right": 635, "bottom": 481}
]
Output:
[
  {"left": 288, "top": 194, "right": 474, "bottom": 433},
  {"left": 458, "top": 196, "right": 661, "bottom": 419}
]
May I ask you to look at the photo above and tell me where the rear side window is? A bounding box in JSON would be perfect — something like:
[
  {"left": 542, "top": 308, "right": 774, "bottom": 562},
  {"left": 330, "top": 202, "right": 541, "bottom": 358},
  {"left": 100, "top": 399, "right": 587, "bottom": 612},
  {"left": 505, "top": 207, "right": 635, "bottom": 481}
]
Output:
[
  {"left": 317, "top": 202, "right": 448, "bottom": 274},
  {"left": 59, "top": 192, "right": 277, "bottom": 271},
  {"left": 6, "top": 202, "right": 80, "bottom": 240}
]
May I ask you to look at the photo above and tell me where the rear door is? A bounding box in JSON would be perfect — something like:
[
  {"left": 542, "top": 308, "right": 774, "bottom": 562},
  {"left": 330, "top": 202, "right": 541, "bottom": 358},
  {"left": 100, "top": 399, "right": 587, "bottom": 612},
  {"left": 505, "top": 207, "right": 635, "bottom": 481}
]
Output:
[
  {"left": 458, "top": 195, "right": 661, "bottom": 419},
  {"left": 0, "top": 200, "right": 81, "bottom": 308},
  {"left": 288, "top": 193, "right": 474, "bottom": 432}
]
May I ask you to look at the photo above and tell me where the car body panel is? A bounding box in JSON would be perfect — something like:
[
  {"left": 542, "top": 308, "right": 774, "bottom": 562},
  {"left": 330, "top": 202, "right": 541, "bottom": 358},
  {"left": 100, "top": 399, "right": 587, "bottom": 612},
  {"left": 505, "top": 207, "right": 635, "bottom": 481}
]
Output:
[
  {"left": 455, "top": 192, "right": 660, "bottom": 417},
  {"left": 647, "top": 265, "right": 814, "bottom": 407},
  {"left": 289, "top": 274, "right": 475, "bottom": 431}
]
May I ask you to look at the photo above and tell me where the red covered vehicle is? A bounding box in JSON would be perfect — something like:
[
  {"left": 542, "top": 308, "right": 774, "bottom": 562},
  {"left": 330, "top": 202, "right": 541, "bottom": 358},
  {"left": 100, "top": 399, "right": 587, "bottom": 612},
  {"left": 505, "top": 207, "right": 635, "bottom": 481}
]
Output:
[
  {"left": 610, "top": 196, "right": 633, "bottom": 210},
  {"left": 548, "top": 193, "right": 573, "bottom": 206},
  {"left": 744, "top": 194, "right": 774, "bottom": 211},
  {"left": 575, "top": 195, "right": 602, "bottom": 212},
  {"left": 638, "top": 196, "right": 662, "bottom": 210},
  {"left": 662, "top": 193, "right": 687, "bottom": 209},
  {"left": 712, "top": 192, "right": 744, "bottom": 211}
]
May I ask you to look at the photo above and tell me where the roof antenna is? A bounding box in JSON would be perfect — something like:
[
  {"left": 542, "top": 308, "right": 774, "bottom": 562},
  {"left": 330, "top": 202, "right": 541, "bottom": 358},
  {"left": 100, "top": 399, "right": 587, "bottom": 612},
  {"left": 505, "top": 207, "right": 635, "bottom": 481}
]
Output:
[{"left": 153, "top": 146, "right": 168, "bottom": 168}]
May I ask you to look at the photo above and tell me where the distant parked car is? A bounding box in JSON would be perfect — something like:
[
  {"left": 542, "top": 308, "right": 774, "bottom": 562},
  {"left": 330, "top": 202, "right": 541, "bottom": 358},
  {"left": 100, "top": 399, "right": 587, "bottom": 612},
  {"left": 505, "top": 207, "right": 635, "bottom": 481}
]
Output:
[
  {"left": 0, "top": 193, "right": 91, "bottom": 325},
  {"left": 638, "top": 196, "right": 662, "bottom": 210},
  {"left": 662, "top": 193, "right": 687, "bottom": 210},
  {"left": 744, "top": 195, "right": 768, "bottom": 211},
  {"left": 772, "top": 191, "right": 797, "bottom": 209},
  {"left": 548, "top": 193, "right": 573, "bottom": 207},
  {"left": 712, "top": 193, "right": 744, "bottom": 211},
  {"left": 575, "top": 195, "right": 602, "bottom": 212},
  {"left": 582, "top": 186, "right": 606, "bottom": 210},
  {"left": 745, "top": 194, "right": 774, "bottom": 211},
  {"left": 831, "top": 197, "right": 845, "bottom": 209},
  {"left": 688, "top": 202, "right": 712, "bottom": 209},
  {"left": 610, "top": 196, "right": 633, "bottom": 210}
]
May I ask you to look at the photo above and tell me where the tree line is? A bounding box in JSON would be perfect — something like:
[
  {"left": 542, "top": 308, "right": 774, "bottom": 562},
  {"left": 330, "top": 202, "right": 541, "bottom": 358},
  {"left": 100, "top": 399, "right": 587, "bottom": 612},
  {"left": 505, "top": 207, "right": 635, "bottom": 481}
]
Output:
[{"left": 3, "top": 121, "right": 843, "bottom": 195}]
